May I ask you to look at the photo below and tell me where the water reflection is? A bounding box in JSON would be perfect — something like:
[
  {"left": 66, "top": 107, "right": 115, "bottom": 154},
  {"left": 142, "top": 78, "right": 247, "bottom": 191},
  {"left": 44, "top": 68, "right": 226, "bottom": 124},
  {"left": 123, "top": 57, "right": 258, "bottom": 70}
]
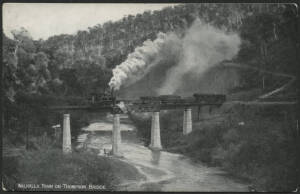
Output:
[
  {"left": 77, "top": 114, "right": 248, "bottom": 192},
  {"left": 151, "top": 150, "right": 161, "bottom": 165}
]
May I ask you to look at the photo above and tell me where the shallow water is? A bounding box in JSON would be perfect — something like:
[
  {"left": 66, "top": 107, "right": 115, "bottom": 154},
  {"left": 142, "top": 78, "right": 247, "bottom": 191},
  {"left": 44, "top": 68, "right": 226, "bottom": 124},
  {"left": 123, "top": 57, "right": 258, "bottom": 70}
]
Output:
[{"left": 77, "top": 114, "right": 248, "bottom": 192}]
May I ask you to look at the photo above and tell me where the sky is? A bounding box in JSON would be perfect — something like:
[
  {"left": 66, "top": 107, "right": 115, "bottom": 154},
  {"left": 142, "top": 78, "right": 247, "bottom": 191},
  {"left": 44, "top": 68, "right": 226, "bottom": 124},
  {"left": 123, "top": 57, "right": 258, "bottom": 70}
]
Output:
[{"left": 3, "top": 3, "right": 178, "bottom": 40}]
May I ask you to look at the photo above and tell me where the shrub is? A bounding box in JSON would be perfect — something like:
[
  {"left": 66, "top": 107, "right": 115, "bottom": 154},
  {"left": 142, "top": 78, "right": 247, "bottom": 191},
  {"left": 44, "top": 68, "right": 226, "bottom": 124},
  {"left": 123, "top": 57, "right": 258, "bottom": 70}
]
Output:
[
  {"left": 2, "top": 149, "right": 116, "bottom": 191},
  {"left": 3, "top": 147, "right": 145, "bottom": 191}
]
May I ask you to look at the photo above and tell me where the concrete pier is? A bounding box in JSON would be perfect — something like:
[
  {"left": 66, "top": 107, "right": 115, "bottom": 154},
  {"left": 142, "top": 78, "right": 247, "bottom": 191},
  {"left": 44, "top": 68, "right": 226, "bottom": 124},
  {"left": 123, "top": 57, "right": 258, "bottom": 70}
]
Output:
[
  {"left": 149, "top": 111, "right": 162, "bottom": 150},
  {"left": 183, "top": 108, "right": 192, "bottom": 135},
  {"left": 112, "top": 114, "right": 122, "bottom": 156},
  {"left": 62, "top": 114, "right": 72, "bottom": 153}
]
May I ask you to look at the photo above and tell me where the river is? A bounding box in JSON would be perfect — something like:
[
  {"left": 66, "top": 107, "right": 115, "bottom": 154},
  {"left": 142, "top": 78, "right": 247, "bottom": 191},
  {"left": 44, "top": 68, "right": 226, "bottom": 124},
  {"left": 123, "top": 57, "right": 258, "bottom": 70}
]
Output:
[{"left": 76, "top": 113, "right": 249, "bottom": 192}]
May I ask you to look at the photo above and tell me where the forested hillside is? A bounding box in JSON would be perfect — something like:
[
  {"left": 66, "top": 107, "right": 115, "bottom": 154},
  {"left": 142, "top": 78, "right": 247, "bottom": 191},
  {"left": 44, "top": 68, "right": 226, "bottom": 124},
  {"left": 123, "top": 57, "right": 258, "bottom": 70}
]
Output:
[{"left": 3, "top": 4, "right": 298, "bottom": 100}]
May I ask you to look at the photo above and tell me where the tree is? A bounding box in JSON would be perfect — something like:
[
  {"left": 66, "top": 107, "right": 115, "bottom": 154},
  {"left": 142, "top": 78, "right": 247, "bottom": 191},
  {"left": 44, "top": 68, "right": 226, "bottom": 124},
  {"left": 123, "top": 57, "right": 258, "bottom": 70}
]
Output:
[
  {"left": 3, "top": 34, "right": 18, "bottom": 102},
  {"left": 239, "top": 12, "right": 280, "bottom": 89}
]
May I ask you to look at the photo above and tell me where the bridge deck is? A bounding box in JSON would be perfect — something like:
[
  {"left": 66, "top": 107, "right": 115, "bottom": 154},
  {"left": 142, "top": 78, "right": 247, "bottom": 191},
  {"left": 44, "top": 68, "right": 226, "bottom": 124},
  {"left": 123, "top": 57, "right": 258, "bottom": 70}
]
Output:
[
  {"left": 49, "top": 105, "right": 112, "bottom": 111},
  {"left": 49, "top": 101, "right": 223, "bottom": 111},
  {"left": 48, "top": 100, "right": 297, "bottom": 111}
]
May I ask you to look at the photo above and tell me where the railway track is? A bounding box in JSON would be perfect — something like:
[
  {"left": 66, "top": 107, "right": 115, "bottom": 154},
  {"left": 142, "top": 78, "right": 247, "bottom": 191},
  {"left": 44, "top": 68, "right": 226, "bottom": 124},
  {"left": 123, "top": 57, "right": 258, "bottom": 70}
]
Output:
[{"left": 222, "top": 62, "right": 297, "bottom": 101}]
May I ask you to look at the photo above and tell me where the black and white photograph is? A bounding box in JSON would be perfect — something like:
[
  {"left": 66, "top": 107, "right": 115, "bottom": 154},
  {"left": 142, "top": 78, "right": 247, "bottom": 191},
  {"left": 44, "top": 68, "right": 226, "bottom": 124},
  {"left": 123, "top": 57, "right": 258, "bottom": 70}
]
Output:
[{"left": 2, "top": 2, "right": 299, "bottom": 192}]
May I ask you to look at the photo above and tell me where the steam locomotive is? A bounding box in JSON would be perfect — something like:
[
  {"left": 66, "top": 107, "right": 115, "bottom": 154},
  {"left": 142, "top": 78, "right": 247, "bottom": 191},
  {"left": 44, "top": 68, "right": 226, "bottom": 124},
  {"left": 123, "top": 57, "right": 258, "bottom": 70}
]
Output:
[{"left": 89, "top": 89, "right": 116, "bottom": 106}]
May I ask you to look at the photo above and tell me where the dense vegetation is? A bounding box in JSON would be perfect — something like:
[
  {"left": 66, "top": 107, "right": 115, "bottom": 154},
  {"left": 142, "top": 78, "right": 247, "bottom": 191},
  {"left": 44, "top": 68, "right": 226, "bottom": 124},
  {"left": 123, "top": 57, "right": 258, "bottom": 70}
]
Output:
[
  {"left": 3, "top": 147, "right": 144, "bottom": 191},
  {"left": 2, "top": 3, "right": 299, "bottom": 191}
]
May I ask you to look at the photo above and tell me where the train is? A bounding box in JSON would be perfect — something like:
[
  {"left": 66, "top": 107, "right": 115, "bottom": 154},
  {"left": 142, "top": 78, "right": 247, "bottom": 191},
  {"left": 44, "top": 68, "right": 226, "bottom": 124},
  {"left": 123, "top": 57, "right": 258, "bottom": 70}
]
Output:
[
  {"left": 89, "top": 91, "right": 226, "bottom": 107},
  {"left": 139, "top": 95, "right": 182, "bottom": 104}
]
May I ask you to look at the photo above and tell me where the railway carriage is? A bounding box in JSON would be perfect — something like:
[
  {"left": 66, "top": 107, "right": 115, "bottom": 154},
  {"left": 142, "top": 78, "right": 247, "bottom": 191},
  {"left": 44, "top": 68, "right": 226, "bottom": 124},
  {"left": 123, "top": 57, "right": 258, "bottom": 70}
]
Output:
[
  {"left": 139, "top": 95, "right": 183, "bottom": 105},
  {"left": 193, "top": 93, "right": 226, "bottom": 104}
]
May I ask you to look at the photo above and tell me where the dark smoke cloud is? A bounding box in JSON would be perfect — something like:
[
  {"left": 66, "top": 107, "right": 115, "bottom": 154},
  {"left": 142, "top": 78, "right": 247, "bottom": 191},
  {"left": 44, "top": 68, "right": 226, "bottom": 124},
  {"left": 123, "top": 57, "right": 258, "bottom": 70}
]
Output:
[
  {"left": 113, "top": 19, "right": 241, "bottom": 99},
  {"left": 157, "top": 18, "right": 241, "bottom": 94}
]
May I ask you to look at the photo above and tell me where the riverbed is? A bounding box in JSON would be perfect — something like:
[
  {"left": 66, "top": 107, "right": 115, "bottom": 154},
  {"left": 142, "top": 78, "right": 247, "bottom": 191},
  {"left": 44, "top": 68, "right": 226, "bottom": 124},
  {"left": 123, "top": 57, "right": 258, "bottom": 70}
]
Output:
[{"left": 76, "top": 113, "right": 249, "bottom": 192}]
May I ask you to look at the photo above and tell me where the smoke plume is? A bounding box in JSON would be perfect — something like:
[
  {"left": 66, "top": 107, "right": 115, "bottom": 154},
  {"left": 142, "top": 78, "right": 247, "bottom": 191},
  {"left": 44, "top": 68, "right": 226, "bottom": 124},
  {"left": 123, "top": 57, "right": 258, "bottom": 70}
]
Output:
[
  {"left": 109, "top": 19, "right": 241, "bottom": 96},
  {"left": 157, "top": 19, "right": 241, "bottom": 94},
  {"left": 108, "top": 32, "right": 167, "bottom": 90}
]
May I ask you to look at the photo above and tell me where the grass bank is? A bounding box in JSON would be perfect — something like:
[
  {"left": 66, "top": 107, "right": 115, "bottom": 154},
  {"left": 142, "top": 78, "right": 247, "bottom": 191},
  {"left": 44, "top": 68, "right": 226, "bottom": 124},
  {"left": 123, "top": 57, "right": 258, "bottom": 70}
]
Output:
[
  {"left": 3, "top": 147, "right": 144, "bottom": 191},
  {"left": 129, "top": 104, "right": 299, "bottom": 192}
]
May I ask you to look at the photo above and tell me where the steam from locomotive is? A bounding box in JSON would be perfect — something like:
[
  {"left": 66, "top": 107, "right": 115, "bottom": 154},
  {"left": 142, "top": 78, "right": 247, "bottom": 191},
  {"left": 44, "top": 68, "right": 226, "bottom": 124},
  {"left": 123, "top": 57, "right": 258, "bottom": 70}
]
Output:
[
  {"left": 108, "top": 19, "right": 241, "bottom": 95},
  {"left": 157, "top": 19, "right": 241, "bottom": 94},
  {"left": 108, "top": 32, "right": 167, "bottom": 90}
]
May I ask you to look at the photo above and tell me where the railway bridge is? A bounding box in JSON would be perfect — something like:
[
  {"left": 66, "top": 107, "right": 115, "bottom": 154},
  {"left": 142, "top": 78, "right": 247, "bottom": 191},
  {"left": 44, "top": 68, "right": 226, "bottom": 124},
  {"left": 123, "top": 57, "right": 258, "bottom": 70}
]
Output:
[{"left": 50, "top": 94, "right": 226, "bottom": 156}]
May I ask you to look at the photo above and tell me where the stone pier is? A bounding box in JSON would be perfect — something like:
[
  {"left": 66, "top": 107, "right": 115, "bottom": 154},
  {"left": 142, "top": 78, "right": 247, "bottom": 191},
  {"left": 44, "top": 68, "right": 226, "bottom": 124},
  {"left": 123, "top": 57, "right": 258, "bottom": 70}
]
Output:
[
  {"left": 63, "top": 114, "right": 72, "bottom": 153},
  {"left": 183, "top": 108, "right": 192, "bottom": 135},
  {"left": 149, "top": 111, "right": 162, "bottom": 150},
  {"left": 112, "top": 114, "right": 122, "bottom": 156}
]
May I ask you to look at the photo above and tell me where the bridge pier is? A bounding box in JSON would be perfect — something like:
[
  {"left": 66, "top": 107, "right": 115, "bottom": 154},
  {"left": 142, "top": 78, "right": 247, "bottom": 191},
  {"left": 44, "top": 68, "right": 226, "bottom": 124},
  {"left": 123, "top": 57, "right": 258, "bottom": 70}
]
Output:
[
  {"left": 149, "top": 111, "right": 162, "bottom": 150},
  {"left": 183, "top": 108, "right": 192, "bottom": 135},
  {"left": 112, "top": 114, "right": 122, "bottom": 156},
  {"left": 62, "top": 114, "right": 72, "bottom": 153}
]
